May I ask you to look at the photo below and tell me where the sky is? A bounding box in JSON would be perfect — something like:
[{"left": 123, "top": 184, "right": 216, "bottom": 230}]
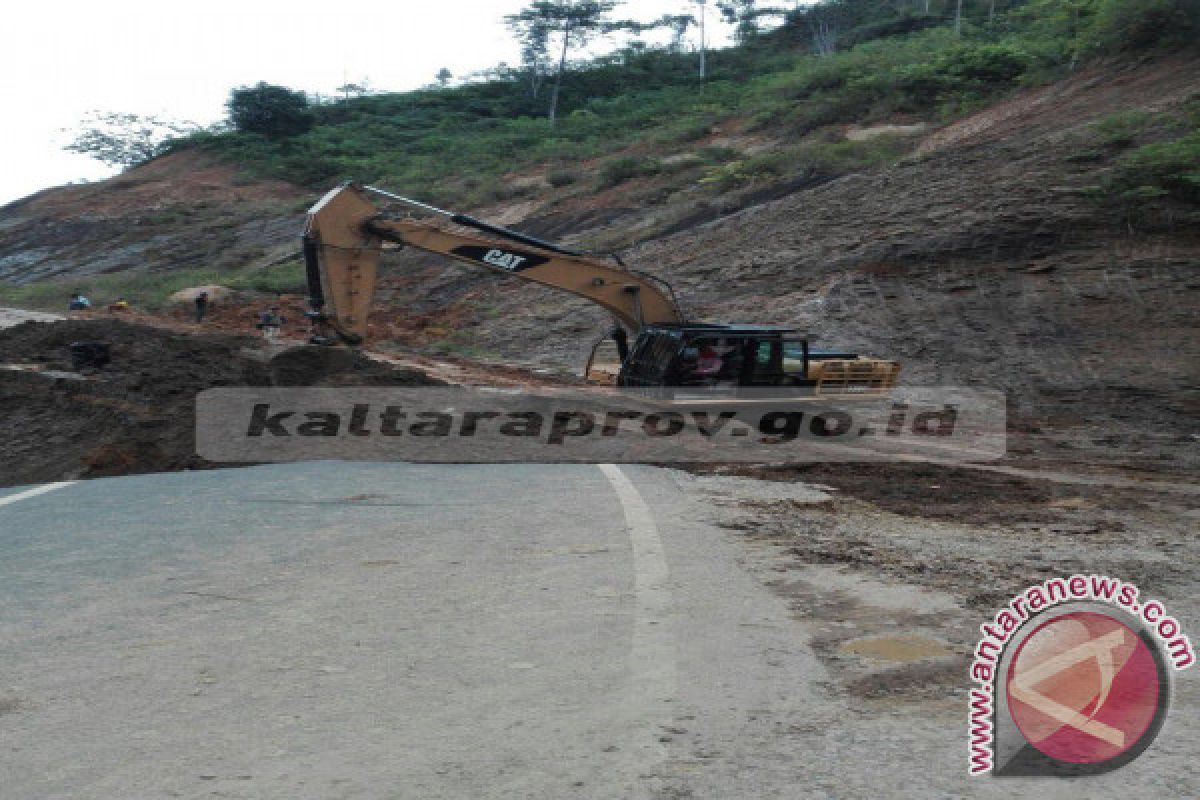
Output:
[{"left": 0, "top": 0, "right": 740, "bottom": 206}]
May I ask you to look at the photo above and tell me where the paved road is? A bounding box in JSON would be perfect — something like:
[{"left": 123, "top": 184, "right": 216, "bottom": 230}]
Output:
[
  {"left": 0, "top": 307, "right": 63, "bottom": 329},
  {"left": 1, "top": 464, "right": 1194, "bottom": 799},
  {"left": 1, "top": 464, "right": 824, "bottom": 799}
]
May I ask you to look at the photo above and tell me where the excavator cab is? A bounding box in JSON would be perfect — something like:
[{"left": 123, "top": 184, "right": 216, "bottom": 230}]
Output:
[{"left": 606, "top": 324, "right": 899, "bottom": 396}]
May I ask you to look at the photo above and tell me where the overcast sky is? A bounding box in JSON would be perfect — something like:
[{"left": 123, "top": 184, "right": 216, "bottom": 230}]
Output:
[{"left": 0, "top": 0, "right": 745, "bottom": 206}]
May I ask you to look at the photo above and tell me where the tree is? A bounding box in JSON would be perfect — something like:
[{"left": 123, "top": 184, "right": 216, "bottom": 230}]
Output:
[
  {"left": 657, "top": 12, "right": 698, "bottom": 52},
  {"left": 716, "top": 0, "right": 786, "bottom": 41},
  {"left": 809, "top": 15, "right": 838, "bottom": 55},
  {"left": 513, "top": 16, "right": 553, "bottom": 101},
  {"left": 63, "top": 111, "right": 199, "bottom": 168},
  {"left": 505, "top": 1, "right": 622, "bottom": 124},
  {"left": 227, "top": 82, "right": 313, "bottom": 138},
  {"left": 435, "top": 67, "right": 454, "bottom": 87},
  {"left": 336, "top": 81, "right": 371, "bottom": 100}
]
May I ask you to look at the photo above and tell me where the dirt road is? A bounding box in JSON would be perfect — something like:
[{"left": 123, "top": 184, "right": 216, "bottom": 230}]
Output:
[{"left": 2, "top": 464, "right": 1195, "bottom": 798}]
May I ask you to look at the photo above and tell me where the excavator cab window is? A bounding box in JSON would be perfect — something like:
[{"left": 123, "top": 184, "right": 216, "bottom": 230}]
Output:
[
  {"left": 782, "top": 338, "right": 813, "bottom": 384},
  {"left": 675, "top": 337, "right": 743, "bottom": 386},
  {"left": 737, "top": 336, "right": 785, "bottom": 386},
  {"left": 618, "top": 327, "right": 840, "bottom": 389}
]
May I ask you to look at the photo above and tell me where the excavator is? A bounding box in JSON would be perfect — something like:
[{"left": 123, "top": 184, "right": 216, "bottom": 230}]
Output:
[{"left": 302, "top": 183, "right": 899, "bottom": 395}]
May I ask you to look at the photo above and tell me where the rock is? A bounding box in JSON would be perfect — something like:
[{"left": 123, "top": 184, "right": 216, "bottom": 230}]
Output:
[{"left": 166, "top": 285, "right": 243, "bottom": 305}]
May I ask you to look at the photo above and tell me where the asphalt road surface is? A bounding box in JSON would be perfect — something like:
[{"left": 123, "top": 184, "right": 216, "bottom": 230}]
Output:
[
  {"left": 1, "top": 463, "right": 1194, "bottom": 798},
  {"left": 0, "top": 307, "right": 62, "bottom": 328}
]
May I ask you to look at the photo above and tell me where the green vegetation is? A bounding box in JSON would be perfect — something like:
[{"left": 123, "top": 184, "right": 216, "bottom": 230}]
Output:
[
  {"left": 156, "top": 0, "right": 1195, "bottom": 211},
  {"left": 597, "top": 155, "right": 663, "bottom": 188},
  {"left": 546, "top": 167, "right": 582, "bottom": 186},
  {"left": 227, "top": 83, "right": 313, "bottom": 139},
  {"left": 1078, "top": 98, "right": 1200, "bottom": 204},
  {"left": 699, "top": 135, "right": 913, "bottom": 192},
  {"left": 14, "top": 0, "right": 1196, "bottom": 323},
  {"left": 0, "top": 262, "right": 306, "bottom": 313},
  {"left": 1086, "top": 0, "right": 1200, "bottom": 52},
  {"left": 1093, "top": 111, "right": 1157, "bottom": 148},
  {"left": 1111, "top": 130, "right": 1200, "bottom": 203}
]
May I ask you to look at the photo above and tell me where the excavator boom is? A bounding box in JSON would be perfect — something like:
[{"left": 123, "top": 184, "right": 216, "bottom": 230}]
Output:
[
  {"left": 302, "top": 183, "right": 900, "bottom": 394},
  {"left": 303, "top": 183, "right": 683, "bottom": 344}
]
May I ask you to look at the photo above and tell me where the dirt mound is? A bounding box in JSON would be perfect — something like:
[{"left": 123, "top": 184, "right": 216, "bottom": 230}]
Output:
[
  {"left": 0, "top": 319, "right": 441, "bottom": 487},
  {"left": 264, "top": 345, "right": 438, "bottom": 386},
  {"left": 166, "top": 285, "right": 244, "bottom": 305}
]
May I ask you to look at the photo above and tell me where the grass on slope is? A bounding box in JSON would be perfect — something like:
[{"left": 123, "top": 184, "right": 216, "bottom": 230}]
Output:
[
  {"left": 0, "top": 261, "right": 306, "bottom": 313},
  {"left": 172, "top": 0, "right": 1198, "bottom": 209}
]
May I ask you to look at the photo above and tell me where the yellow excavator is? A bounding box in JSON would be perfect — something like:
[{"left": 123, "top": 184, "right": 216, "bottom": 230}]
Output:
[{"left": 303, "top": 183, "right": 899, "bottom": 394}]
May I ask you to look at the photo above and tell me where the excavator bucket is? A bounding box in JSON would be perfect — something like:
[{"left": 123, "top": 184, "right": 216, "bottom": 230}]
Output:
[{"left": 303, "top": 185, "right": 383, "bottom": 344}]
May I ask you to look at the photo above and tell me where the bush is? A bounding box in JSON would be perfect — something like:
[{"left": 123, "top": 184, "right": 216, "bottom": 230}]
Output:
[
  {"left": 1111, "top": 131, "right": 1200, "bottom": 203},
  {"left": 1085, "top": 0, "right": 1200, "bottom": 53},
  {"left": 1092, "top": 111, "right": 1155, "bottom": 147},
  {"left": 227, "top": 83, "right": 313, "bottom": 138},
  {"left": 596, "top": 156, "right": 661, "bottom": 188},
  {"left": 935, "top": 45, "right": 1030, "bottom": 87},
  {"left": 839, "top": 12, "right": 943, "bottom": 49},
  {"left": 660, "top": 120, "right": 714, "bottom": 144},
  {"left": 547, "top": 168, "right": 580, "bottom": 187}
]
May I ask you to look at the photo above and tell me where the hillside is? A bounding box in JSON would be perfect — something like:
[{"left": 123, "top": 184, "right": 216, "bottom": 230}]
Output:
[
  {"left": 1, "top": 4, "right": 1198, "bottom": 477},
  {"left": 375, "top": 54, "right": 1200, "bottom": 472},
  {"left": 0, "top": 151, "right": 305, "bottom": 286}
]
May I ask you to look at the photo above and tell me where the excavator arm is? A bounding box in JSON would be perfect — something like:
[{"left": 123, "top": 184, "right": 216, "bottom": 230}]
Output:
[{"left": 302, "top": 183, "right": 683, "bottom": 345}]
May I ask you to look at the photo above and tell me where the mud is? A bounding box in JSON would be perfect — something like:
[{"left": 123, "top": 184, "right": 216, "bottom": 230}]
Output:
[
  {"left": 838, "top": 633, "right": 952, "bottom": 663},
  {"left": 0, "top": 319, "right": 440, "bottom": 487},
  {"left": 693, "top": 465, "right": 1196, "bottom": 712},
  {"left": 690, "top": 460, "right": 1160, "bottom": 526}
]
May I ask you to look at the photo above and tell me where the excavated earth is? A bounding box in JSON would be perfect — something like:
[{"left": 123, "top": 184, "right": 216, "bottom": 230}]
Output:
[
  {"left": 0, "top": 319, "right": 440, "bottom": 487},
  {"left": 374, "top": 55, "right": 1200, "bottom": 477}
]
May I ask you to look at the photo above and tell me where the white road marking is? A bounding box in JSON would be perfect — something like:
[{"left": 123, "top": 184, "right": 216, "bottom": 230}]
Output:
[
  {"left": 0, "top": 481, "right": 77, "bottom": 508},
  {"left": 598, "top": 464, "right": 677, "bottom": 791}
]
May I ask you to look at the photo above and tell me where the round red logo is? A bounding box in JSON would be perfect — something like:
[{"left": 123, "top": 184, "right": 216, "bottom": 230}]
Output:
[{"left": 1006, "top": 611, "right": 1161, "bottom": 764}]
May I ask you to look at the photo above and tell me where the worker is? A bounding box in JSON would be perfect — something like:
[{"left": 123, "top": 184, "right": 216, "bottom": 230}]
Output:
[
  {"left": 194, "top": 291, "right": 209, "bottom": 324},
  {"left": 694, "top": 344, "right": 724, "bottom": 377},
  {"left": 68, "top": 292, "right": 91, "bottom": 311},
  {"left": 257, "top": 306, "right": 285, "bottom": 340}
]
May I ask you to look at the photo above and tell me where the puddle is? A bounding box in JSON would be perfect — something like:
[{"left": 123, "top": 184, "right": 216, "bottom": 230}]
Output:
[{"left": 839, "top": 633, "right": 951, "bottom": 663}]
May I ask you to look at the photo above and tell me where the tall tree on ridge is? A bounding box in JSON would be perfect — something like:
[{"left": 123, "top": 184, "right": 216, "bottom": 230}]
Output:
[{"left": 506, "top": 1, "right": 621, "bottom": 124}]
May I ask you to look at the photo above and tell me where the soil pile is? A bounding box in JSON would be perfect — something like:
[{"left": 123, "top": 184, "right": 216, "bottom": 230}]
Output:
[{"left": 0, "top": 319, "right": 441, "bottom": 487}]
